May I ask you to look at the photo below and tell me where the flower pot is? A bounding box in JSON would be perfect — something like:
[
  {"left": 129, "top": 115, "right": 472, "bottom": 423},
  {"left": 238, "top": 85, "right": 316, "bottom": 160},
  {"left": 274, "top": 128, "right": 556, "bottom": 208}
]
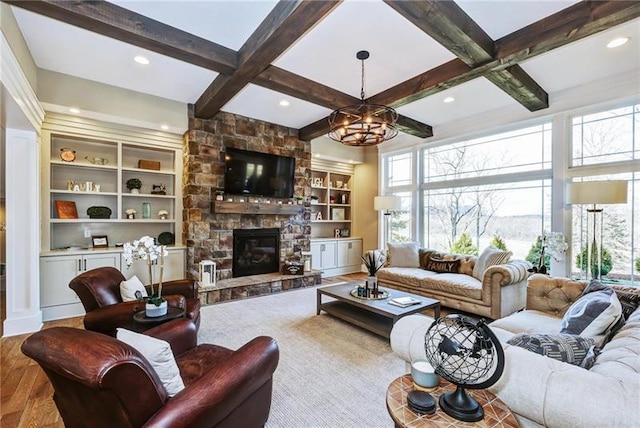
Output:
[
  {"left": 131, "top": 188, "right": 140, "bottom": 194},
  {"left": 367, "top": 276, "right": 379, "bottom": 296},
  {"left": 145, "top": 300, "right": 168, "bottom": 317}
]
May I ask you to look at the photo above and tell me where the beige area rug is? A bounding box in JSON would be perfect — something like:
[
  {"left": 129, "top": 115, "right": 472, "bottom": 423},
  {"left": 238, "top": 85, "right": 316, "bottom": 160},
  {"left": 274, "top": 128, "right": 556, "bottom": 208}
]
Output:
[{"left": 197, "top": 284, "right": 409, "bottom": 428}]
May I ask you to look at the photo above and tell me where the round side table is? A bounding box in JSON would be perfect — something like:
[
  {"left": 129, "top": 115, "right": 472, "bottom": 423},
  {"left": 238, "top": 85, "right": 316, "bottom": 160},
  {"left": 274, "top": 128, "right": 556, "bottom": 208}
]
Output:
[
  {"left": 133, "top": 307, "right": 185, "bottom": 325},
  {"left": 386, "top": 374, "right": 518, "bottom": 427}
]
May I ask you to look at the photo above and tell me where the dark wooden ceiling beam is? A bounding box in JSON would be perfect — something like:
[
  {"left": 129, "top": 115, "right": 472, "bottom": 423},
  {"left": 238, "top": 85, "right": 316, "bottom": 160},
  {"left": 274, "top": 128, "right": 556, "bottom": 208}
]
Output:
[
  {"left": 3, "top": 0, "right": 238, "bottom": 74},
  {"left": 194, "top": 0, "right": 340, "bottom": 118},
  {"left": 384, "top": 0, "right": 548, "bottom": 112},
  {"left": 372, "top": 0, "right": 640, "bottom": 109}
]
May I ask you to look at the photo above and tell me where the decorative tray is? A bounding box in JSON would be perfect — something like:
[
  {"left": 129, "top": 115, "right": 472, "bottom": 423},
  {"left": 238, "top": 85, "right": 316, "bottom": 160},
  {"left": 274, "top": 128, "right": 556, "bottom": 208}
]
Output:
[{"left": 350, "top": 288, "right": 390, "bottom": 300}]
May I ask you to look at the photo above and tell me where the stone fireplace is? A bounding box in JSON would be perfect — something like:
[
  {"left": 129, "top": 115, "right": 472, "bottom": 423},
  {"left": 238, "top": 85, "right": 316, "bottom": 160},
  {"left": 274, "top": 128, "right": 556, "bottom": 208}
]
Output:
[
  {"left": 183, "top": 106, "right": 316, "bottom": 299},
  {"left": 233, "top": 228, "right": 280, "bottom": 277}
]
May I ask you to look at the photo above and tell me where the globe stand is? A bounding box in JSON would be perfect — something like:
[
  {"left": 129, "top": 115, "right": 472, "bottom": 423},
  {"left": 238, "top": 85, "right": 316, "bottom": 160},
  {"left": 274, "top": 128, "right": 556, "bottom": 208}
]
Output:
[{"left": 438, "top": 385, "right": 484, "bottom": 422}]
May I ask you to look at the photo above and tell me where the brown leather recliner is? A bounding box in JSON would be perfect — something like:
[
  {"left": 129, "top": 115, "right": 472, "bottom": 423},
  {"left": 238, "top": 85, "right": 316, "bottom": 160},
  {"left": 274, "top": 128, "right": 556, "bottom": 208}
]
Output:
[
  {"left": 21, "top": 318, "right": 280, "bottom": 428},
  {"left": 69, "top": 266, "right": 201, "bottom": 336}
]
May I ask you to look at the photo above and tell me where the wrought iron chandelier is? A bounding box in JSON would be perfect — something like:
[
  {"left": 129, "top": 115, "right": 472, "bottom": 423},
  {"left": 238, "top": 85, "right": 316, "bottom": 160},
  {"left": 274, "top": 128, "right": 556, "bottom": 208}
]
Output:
[{"left": 328, "top": 50, "right": 398, "bottom": 147}]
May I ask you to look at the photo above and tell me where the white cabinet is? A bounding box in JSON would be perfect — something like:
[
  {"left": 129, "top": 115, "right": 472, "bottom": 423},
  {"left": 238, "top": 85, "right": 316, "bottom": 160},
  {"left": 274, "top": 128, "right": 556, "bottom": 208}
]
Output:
[
  {"left": 337, "top": 239, "right": 363, "bottom": 268},
  {"left": 310, "top": 238, "right": 362, "bottom": 277},
  {"left": 311, "top": 241, "right": 337, "bottom": 271},
  {"left": 40, "top": 247, "right": 185, "bottom": 321},
  {"left": 121, "top": 248, "right": 185, "bottom": 283},
  {"left": 40, "top": 252, "right": 121, "bottom": 320}
]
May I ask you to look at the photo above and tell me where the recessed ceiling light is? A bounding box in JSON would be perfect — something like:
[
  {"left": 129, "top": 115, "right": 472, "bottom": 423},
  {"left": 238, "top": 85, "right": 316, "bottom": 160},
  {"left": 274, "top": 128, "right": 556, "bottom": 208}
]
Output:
[
  {"left": 279, "top": 100, "right": 290, "bottom": 107},
  {"left": 69, "top": 107, "right": 80, "bottom": 114},
  {"left": 160, "top": 124, "right": 169, "bottom": 131},
  {"left": 607, "top": 37, "right": 629, "bottom": 48},
  {"left": 134, "top": 55, "right": 150, "bottom": 65},
  {"left": 443, "top": 97, "right": 455, "bottom": 103}
]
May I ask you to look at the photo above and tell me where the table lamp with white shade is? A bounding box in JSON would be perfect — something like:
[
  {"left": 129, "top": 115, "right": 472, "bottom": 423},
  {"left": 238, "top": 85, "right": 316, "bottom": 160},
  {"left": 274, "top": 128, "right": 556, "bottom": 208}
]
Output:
[
  {"left": 374, "top": 195, "right": 402, "bottom": 246},
  {"left": 567, "top": 180, "right": 628, "bottom": 280}
]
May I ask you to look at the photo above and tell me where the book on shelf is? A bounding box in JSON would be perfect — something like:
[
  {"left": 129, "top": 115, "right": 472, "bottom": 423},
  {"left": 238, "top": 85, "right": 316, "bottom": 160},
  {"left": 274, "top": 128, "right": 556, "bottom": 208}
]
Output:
[{"left": 389, "top": 296, "right": 421, "bottom": 308}]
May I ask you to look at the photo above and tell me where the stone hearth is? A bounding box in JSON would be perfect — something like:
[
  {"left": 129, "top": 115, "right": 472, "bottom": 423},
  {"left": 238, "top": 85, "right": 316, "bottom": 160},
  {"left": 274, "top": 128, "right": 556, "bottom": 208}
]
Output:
[{"left": 198, "top": 271, "right": 321, "bottom": 305}]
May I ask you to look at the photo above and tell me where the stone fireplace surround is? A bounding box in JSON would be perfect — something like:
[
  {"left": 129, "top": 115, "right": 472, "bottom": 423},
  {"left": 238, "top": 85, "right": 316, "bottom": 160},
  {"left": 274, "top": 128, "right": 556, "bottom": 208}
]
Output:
[{"left": 183, "top": 106, "right": 321, "bottom": 305}]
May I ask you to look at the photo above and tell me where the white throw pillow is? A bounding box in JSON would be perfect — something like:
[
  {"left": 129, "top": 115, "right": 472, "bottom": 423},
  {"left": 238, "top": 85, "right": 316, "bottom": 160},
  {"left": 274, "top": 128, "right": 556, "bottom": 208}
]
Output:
[
  {"left": 120, "top": 275, "right": 148, "bottom": 302},
  {"left": 560, "top": 288, "right": 623, "bottom": 338},
  {"left": 116, "top": 328, "right": 185, "bottom": 397},
  {"left": 472, "top": 247, "right": 512, "bottom": 280},
  {"left": 387, "top": 242, "right": 420, "bottom": 268}
]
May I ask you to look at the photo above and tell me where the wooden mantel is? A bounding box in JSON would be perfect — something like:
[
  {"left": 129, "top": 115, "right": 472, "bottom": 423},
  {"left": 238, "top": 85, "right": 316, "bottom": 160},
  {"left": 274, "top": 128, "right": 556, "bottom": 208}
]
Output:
[{"left": 211, "top": 200, "right": 305, "bottom": 215}]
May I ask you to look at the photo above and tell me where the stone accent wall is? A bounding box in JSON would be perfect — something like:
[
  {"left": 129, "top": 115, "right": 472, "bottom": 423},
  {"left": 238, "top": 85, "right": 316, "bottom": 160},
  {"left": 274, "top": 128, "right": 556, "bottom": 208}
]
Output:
[{"left": 183, "top": 105, "right": 311, "bottom": 282}]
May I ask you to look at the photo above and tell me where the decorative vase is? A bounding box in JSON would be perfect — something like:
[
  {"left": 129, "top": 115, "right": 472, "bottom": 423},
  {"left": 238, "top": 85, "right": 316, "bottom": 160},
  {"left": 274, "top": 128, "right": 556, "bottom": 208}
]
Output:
[
  {"left": 131, "top": 188, "right": 140, "bottom": 194},
  {"left": 367, "top": 275, "right": 378, "bottom": 296},
  {"left": 145, "top": 300, "right": 167, "bottom": 317},
  {"left": 142, "top": 202, "right": 151, "bottom": 219}
]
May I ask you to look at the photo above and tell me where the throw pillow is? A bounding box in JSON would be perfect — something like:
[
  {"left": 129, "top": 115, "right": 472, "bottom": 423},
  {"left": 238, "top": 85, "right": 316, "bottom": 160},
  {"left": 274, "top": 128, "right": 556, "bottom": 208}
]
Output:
[
  {"left": 387, "top": 242, "right": 420, "bottom": 268},
  {"left": 472, "top": 247, "right": 512, "bottom": 280},
  {"left": 579, "top": 345, "right": 601, "bottom": 370},
  {"left": 116, "top": 328, "right": 185, "bottom": 397},
  {"left": 120, "top": 275, "right": 148, "bottom": 302},
  {"left": 560, "top": 288, "right": 622, "bottom": 337},
  {"left": 418, "top": 249, "right": 440, "bottom": 269},
  {"left": 582, "top": 280, "right": 640, "bottom": 320},
  {"left": 424, "top": 255, "right": 461, "bottom": 274},
  {"left": 507, "top": 333, "right": 595, "bottom": 366}
]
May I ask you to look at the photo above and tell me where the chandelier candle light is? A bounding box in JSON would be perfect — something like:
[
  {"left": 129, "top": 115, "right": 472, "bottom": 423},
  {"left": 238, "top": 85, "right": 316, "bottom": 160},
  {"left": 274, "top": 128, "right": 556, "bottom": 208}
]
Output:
[
  {"left": 122, "top": 235, "right": 169, "bottom": 317},
  {"left": 328, "top": 50, "right": 398, "bottom": 146}
]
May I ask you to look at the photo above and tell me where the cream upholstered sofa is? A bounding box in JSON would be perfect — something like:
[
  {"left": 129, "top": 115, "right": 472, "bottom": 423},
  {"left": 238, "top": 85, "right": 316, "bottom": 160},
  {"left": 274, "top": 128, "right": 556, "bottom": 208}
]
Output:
[
  {"left": 370, "top": 243, "right": 531, "bottom": 319},
  {"left": 390, "top": 274, "right": 640, "bottom": 428}
]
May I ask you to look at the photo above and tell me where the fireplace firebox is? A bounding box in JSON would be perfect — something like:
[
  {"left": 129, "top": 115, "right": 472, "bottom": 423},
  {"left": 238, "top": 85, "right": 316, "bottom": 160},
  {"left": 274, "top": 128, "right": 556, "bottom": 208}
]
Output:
[{"left": 233, "top": 228, "right": 280, "bottom": 278}]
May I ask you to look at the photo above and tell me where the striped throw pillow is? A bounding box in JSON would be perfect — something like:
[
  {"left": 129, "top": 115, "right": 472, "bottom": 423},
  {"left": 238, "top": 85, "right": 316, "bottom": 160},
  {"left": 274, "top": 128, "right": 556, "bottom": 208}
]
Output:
[{"left": 472, "top": 247, "right": 512, "bottom": 280}]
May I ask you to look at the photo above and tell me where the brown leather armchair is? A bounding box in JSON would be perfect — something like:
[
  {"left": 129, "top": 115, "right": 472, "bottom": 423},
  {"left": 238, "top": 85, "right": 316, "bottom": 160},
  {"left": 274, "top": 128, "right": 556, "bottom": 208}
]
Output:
[
  {"left": 69, "top": 266, "right": 201, "bottom": 336},
  {"left": 21, "top": 319, "right": 280, "bottom": 428}
]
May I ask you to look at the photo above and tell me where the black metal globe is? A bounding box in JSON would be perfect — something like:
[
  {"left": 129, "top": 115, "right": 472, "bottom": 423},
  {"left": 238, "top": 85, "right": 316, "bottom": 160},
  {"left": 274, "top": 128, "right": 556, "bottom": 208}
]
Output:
[{"left": 424, "top": 314, "right": 504, "bottom": 422}]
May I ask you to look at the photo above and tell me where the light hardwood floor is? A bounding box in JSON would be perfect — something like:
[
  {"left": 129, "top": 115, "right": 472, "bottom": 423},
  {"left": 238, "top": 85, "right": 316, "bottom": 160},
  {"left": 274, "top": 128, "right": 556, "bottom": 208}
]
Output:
[{"left": 0, "top": 273, "right": 365, "bottom": 428}]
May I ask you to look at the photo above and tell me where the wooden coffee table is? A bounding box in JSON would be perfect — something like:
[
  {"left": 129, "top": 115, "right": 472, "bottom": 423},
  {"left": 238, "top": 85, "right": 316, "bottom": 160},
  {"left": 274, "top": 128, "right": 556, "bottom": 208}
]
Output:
[
  {"left": 386, "top": 374, "right": 518, "bottom": 427},
  {"left": 316, "top": 282, "right": 440, "bottom": 338}
]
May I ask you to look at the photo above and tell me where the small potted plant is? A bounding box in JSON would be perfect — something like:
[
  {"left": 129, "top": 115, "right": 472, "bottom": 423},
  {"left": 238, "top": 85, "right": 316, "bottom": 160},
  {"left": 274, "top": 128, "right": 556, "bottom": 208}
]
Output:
[
  {"left": 361, "top": 252, "right": 385, "bottom": 297},
  {"left": 215, "top": 189, "right": 224, "bottom": 201},
  {"left": 157, "top": 209, "right": 168, "bottom": 220},
  {"left": 126, "top": 178, "right": 142, "bottom": 194},
  {"left": 125, "top": 208, "right": 136, "bottom": 219},
  {"left": 86, "top": 206, "right": 112, "bottom": 219}
]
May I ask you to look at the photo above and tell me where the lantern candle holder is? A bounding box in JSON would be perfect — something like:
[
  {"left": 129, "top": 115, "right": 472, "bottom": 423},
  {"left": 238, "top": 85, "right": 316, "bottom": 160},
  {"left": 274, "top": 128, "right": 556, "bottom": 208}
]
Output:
[{"left": 199, "top": 260, "right": 216, "bottom": 287}]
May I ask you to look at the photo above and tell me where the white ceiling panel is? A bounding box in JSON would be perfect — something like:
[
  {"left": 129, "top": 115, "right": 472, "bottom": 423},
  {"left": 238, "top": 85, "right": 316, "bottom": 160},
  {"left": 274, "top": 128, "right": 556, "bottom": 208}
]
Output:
[
  {"left": 520, "top": 20, "right": 640, "bottom": 93},
  {"left": 397, "top": 78, "right": 517, "bottom": 127},
  {"left": 112, "top": 0, "right": 278, "bottom": 51},
  {"left": 457, "top": 0, "right": 580, "bottom": 39},
  {"left": 222, "top": 84, "right": 332, "bottom": 129},
  {"left": 274, "top": 0, "right": 456, "bottom": 98},
  {"left": 12, "top": 8, "right": 217, "bottom": 103}
]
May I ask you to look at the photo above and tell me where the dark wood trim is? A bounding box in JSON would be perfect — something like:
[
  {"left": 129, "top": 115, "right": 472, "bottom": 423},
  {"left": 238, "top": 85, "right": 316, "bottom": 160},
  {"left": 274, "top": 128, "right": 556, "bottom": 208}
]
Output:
[
  {"left": 3, "top": 0, "right": 238, "bottom": 75},
  {"left": 384, "top": 0, "right": 548, "bottom": 112},
  {"left": 194, "top": 1, "right": 341, "bottom": 118}
]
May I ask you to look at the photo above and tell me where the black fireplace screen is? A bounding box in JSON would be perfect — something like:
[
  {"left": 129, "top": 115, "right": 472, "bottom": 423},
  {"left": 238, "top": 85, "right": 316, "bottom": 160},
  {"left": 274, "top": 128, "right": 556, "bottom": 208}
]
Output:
[{"left": 233, "top": 228, "right": 280, "bottom": 277}]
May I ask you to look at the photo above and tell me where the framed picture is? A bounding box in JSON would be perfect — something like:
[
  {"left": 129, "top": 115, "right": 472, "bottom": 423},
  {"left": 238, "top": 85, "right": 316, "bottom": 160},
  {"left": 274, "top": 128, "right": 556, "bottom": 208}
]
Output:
[
  {"left": 92, "top": 235, "right": 109, "bottom": 248},
  {"left": 331, "top": 208, "right": 345, "bottom": 221},
  {"left": 54, "top": 200, "right": 78, "bottom": 219}
]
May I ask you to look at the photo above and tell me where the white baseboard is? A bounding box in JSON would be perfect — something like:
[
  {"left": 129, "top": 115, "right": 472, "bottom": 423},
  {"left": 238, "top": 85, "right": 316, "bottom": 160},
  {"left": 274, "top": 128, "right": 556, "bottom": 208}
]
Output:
[
  {"left": 3, "top": 312, "right": 42, "bottom": 337},
  {"left": 42, "top": 303, "right": 85, "bottom": 322}
]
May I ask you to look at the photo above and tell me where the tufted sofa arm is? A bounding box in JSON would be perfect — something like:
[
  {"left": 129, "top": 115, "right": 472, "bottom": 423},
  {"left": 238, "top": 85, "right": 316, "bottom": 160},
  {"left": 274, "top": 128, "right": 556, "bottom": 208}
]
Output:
[
  {"left": 525, "top": 274, "right": 586, "bottom": 317},
  {"left": 484, "top": 260, "right": 531, "bottom": 287}
]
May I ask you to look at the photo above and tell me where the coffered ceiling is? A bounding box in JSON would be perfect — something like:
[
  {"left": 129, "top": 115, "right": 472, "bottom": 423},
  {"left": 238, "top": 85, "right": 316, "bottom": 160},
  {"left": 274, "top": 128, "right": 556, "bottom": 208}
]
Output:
[{"left": 5, "top": 0, "right": 640, "bottom": 141}]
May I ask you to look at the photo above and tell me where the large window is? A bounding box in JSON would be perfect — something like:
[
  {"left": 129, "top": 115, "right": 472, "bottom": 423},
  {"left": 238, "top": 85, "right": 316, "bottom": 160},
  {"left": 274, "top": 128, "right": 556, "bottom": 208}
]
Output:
[{"left": 570, "top": 103, "right": 640, "bottom": 283}]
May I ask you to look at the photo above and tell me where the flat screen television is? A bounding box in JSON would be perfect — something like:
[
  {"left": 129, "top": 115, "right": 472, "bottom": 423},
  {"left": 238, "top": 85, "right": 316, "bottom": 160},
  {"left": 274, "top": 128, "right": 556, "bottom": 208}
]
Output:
[{"left": 224, "top": 147, "right": 296, "bottom": 198}]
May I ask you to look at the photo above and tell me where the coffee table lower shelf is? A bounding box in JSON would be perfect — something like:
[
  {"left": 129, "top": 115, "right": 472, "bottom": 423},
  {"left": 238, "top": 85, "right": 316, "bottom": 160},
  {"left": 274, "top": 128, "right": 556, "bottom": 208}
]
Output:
[{"left": 320, "top": 300, "right": 396, "bottom": 338}]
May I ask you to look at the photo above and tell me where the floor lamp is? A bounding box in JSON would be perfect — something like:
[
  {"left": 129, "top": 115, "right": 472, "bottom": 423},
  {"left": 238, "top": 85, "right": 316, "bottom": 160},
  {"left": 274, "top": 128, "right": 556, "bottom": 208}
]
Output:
[
  {"left": 568, "top": 180, "right": 628, "bottom": 280},
  {"left": 374, "top": 195, "right": 401, "bottom": 247}
]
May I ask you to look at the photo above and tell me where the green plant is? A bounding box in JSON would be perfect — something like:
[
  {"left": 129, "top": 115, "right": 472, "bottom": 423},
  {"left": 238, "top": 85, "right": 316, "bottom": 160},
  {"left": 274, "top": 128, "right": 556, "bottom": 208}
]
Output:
[
  {"left": 575, "top": 244, "right": 613, "bottom": 277},
  {"left": 86, "top": 206, "right": 112, "bottom": 219},
  {"left": 361, "top": 252, "right": 385, "bottom": 276},
  {"left": 490, "top": 235, "right": 508, "bottom": 251},
  {"left": 526, "top": 236, "right": 549, "bottom": 272},
  {"left": 450, "top": 232, "right": 478, "bottom": 255},
  {"left": 636, "top": 257, "right": 640, "bottom": 273},
  {"left": 126, "top": 178, "right": 142, "bottom": 190}
]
